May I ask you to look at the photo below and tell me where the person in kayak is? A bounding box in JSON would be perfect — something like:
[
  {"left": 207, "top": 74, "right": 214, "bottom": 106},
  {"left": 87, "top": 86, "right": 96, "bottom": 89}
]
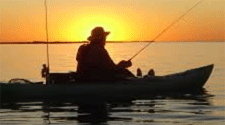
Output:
[{"left": 76, "top": 26, "right": 135, "bottom": 81}]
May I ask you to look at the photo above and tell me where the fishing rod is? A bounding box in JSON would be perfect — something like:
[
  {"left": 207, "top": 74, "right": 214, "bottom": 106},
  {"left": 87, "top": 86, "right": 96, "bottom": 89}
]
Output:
[
  {"left": 43, "top": 0, "right": 51, "bottom": 84},
  {"left": 45, "top": 0, "right": 50, "bottom": 71},
  {"left": 129, "top": 0, "right": 204, "bottom": 61}
]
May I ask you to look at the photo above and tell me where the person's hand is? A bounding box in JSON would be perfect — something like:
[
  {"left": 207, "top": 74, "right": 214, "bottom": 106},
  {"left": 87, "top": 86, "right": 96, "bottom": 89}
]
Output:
[{"left": 117, "top": 60, "right": 132, "bottom": 69}]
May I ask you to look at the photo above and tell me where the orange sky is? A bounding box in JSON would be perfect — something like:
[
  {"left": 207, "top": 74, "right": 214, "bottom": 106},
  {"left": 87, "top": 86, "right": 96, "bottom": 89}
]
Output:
[{"left": 1, "top": 0, "right": 224, "bottom": 42}]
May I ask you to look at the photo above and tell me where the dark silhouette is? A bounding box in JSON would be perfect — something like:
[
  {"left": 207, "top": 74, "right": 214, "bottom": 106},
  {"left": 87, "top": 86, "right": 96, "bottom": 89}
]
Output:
[
  {"left": 76, "top": 27, "right": 135, "bottom": 81},
  {"left": 148, "top": 69, "right": 155, "bottom": 76},
  {"left": 41, "top": 64, "right": 49, "bottom": 78},
  {"left": 137, "top": 68, "right": 142, "bottom": 77}
]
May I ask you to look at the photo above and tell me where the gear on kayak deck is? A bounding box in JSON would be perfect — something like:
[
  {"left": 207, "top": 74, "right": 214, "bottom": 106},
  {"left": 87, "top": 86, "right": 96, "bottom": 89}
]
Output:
[{"left": 8, "top": 78, "right": 43, "bottom": 85}]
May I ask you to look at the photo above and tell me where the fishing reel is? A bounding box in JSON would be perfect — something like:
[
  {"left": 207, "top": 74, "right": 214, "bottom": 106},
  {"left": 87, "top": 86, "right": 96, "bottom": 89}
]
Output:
[{"left": 41, "top": 64, "right": 49, "bottom": 78}]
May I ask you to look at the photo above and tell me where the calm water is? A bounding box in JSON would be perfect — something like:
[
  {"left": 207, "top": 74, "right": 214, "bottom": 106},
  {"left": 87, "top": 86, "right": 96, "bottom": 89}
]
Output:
[{"left": 0, "top": 42, "right": 225, "bottom": 124}]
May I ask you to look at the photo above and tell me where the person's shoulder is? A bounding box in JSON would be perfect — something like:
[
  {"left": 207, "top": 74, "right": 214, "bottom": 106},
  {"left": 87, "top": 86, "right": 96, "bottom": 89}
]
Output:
[
  {"left": 78, "top": 43, "right": 90, "bottom": 50},
  {"left": 79, "top": 43, "right": 89, "bottom": 48}
]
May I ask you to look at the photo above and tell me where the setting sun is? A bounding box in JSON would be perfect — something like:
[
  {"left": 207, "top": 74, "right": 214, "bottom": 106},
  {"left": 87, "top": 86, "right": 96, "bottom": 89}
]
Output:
[
  {"left": 67, "top": 14, "right": 128, "bottom": 41},
  {"left": 1, "top": 0, "right": 224, "bottom": 42},
  {"left": 47, "top": 3, "right": 148, "bottom": 41}
]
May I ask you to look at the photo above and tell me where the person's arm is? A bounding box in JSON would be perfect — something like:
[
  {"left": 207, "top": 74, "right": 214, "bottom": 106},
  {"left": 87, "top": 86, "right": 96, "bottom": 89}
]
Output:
[
  {"left": 100, "top": 48, "right": 132, "bottom": 70},
  {"left": 117, "top": 60, "right": 132, "bottom": 69},
  {"left": 100, "top": 48, "right": 117, "bottom": 70}
]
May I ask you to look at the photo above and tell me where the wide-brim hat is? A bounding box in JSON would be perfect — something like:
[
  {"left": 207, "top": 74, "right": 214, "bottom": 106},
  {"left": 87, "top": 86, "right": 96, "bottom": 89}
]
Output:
[{"left": 87, "top": 27, "right": 110, "bottom": 41}]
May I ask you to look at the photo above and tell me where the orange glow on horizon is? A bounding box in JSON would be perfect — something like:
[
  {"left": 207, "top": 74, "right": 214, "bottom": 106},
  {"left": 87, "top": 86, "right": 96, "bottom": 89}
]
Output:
[
  {"left": 66, "top": 14, "right": 129, "bottom": 41},
  {"left": 1, "top": 0, "right": 224, "bottom": 42}
]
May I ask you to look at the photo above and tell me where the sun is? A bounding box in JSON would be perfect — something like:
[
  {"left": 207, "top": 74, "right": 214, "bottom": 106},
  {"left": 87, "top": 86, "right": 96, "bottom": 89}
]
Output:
[
  {"left": 49, "top": 5, "right": 143, "bottom": 42},
  {"left": 67, "top": 14, "right": 129, "bottom": 41}
]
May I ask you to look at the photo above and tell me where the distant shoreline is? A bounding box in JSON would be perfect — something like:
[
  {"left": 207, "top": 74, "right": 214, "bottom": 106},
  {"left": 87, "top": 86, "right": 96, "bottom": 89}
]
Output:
[
  {"left": 0, "top": 41, "right": 87, "bottom": 44},
  {"left": 0, "top": 41, "right": 224, "bottom": 44},
  {"left": 0, "top": 41, "right": 137, "bottom": 44}
]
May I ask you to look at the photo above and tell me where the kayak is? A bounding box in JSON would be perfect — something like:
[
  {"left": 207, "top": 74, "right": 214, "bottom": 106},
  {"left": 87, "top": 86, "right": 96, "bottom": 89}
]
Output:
[{"left": 0, "top": 64, "right": 214, "bottom": 102}]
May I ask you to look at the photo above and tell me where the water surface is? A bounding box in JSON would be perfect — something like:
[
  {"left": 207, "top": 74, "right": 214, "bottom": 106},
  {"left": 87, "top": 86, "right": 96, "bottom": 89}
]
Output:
[{"left": 0, "top": 42, "right": 224, "bottom": 124}]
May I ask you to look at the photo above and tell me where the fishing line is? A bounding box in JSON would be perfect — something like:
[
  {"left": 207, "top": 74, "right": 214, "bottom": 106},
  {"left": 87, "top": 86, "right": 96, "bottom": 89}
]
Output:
[
  {"left": 129, "top": 0, "right": 204, "bottom": 61},
  {"left": 45, "top": 0, "right": 50, "bottom": 71}
]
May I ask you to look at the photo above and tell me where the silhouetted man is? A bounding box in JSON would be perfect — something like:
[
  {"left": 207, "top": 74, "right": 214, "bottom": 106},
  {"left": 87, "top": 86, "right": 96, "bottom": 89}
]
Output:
[{"left": 76, "top": 27, "right": 134, "bottom": 81}]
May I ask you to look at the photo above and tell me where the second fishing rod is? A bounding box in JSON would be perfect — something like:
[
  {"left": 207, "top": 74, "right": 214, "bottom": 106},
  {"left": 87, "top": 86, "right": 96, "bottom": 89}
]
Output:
[{"left": 129, "top": 0, "right": 204, "bottom": 61}]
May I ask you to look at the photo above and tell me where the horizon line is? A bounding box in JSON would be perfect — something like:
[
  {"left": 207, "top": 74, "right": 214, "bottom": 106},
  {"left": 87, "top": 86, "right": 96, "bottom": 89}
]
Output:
[{"left": 0, "top": 40, "right": 224, "bottom": 44}]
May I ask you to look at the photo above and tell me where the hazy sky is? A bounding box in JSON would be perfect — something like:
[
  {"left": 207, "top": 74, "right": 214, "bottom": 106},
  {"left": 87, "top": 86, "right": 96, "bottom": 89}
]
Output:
[{"left": 1, "top": 0, "right": 224, "bottom": 42}]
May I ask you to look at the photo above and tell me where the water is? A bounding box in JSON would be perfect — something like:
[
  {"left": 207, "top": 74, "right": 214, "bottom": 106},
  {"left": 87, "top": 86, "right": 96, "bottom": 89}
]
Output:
[{"left": 0, "top": 42, "right": 225, "bottom": 124}]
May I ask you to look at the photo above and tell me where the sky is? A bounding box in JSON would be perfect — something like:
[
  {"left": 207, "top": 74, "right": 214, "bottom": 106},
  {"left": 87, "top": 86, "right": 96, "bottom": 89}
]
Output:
[{"left": 1, "top": 0, "right": 224, "bottom": 42}]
